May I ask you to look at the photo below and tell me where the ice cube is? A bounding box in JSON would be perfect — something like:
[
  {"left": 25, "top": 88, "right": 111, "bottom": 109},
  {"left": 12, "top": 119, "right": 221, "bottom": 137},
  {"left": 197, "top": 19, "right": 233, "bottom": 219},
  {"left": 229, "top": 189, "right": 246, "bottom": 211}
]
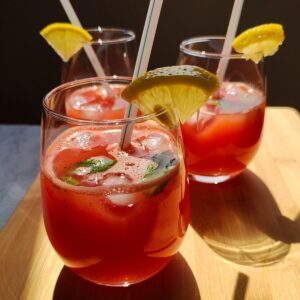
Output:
[
  {"left": 81, "top": 102, "right": 103, "bottom": 112},
  {"left": 65, "top": 131, "right": 101, "bottom": 149},
  {"left": 112, "top": 97, "right": 127, "bottom": 110},
  {"left": 99, "top": 172, "right": 133, "bottom": 186},
  {"left": 69, "top": 94, "right": 87, "bottom": 109},
  {"left": 72, "top": 167, "right": 91, "bottom": 176},
  {"left": 108, "top": 194, "right": 136, "bottom": 206},
  {"left": 80, "top": 173, "right": 103, "bottom": 187},
  {"left": 141, "top": 133, "right": 168, "bottom": 151}
]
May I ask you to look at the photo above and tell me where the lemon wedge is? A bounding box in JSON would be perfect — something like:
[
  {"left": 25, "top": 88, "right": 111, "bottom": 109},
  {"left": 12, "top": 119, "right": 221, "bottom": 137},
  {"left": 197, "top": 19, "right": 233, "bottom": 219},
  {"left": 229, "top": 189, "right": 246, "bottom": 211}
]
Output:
[
  {"left": 40, "top": 23, "right": 92, "bottom": 62},
  {"left": 232, "top": 23, "right": 285, "bottom": 63},
  {"left": 121, "top": 65, "right": 220, "bottom": 125}
]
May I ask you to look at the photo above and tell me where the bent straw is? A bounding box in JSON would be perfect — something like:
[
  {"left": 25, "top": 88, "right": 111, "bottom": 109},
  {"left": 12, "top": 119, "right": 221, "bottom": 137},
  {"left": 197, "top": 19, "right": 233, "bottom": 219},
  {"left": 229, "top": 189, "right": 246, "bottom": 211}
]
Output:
[
  {"left": 60, "top": 0, "right": 107, "bottom": 77},
  {"left": 216, "top": 0, "right": 244, "bottom": 82},
  {"left": 120, "top": 0, "right": 164, "bottom": 149}
]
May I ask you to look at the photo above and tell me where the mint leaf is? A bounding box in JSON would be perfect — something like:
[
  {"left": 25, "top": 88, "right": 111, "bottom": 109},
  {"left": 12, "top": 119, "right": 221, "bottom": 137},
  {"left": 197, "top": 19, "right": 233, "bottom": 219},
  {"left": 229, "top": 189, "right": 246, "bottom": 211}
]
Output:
[
  {"left": 144, "top": 162, "right": 157, "bottom": 178},
  {"left": 76, "top": 157, "right": 116, "bottom": 174},
  {"left": 63, "top": 176, "right": 80, "bottom": 186},
  {"left": 151, "top": 150, "right": 177, "bottom": 171},
  {"left": 143, "top": 150, "right": 177, "bottom": 182},
  {"left": 76, "top": 158, "right": 98, "bottom": 167},
  {"left": 90, "top": 159, "right": 116, "bottom": 173}
]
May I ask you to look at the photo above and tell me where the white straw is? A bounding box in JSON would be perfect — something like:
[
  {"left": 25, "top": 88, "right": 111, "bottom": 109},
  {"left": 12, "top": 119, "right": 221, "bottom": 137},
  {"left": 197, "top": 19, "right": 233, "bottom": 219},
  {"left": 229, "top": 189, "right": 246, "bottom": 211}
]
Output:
[
  {"left": 120, "top": 0, "right": 164, "bottom": 149},
  {"left": 60, "top": 0, "right": 106, "bottom": 77},
  {"left": 216, "top": 0, "right": 244, "bottom": 82}
]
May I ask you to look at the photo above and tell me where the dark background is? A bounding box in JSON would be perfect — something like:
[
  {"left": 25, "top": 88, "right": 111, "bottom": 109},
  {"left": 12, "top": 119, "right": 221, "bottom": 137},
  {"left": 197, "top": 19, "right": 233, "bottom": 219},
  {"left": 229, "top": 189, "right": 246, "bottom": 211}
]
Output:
[{"left": 0, "top": 0, "right": 299, "bottom": 124}]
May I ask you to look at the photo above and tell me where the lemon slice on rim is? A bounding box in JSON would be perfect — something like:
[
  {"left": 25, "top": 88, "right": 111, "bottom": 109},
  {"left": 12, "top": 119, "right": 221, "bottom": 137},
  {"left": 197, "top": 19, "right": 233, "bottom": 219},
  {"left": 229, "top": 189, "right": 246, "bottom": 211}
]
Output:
[
  {"left": 232, "top": 23, "right": 285, "bottom": 63},
  {"left": 121, "top": 65, "right": 220, "bottom": 126},
  {"left": 40, "top": 23, "right": 92, "bottom": 62}
]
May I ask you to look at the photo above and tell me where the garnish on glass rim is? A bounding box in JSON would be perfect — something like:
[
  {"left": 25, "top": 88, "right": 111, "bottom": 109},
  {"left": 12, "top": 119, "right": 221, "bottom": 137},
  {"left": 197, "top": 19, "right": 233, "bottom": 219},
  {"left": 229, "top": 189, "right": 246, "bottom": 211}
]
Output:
[
  {"left": 40, "top": 22, "right": 92, "bottom": 62},
  {"left": 121, "top": 65, "right": 220, "bottom": 127},
  {"left": 232, "top": 23, "right": 285, "bottom": 63}
]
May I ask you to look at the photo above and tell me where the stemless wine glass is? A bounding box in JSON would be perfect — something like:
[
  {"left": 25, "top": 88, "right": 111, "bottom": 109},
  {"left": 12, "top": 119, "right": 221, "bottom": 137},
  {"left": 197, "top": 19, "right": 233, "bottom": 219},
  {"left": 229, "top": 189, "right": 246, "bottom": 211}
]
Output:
[
  {"left": 177, "top": 36, "right": 266, "bottom": 184},
  {"left": 61, "top": 27, "right": 137, "bottom": 82},
  {"left": 40, "top": 77, "right": 189, "bottom": 286}
]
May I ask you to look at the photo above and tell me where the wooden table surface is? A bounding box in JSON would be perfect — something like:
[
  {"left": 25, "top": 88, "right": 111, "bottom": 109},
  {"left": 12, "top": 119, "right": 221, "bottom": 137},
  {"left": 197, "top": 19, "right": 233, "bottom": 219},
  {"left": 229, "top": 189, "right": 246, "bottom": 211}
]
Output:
[{"left": 0, "top": 107, "right": 300, "bottom": 300}]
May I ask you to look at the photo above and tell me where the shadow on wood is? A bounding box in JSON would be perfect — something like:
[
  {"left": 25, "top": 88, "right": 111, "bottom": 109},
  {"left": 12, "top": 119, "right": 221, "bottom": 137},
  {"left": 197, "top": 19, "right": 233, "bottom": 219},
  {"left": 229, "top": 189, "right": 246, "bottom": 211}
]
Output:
[
  {"left": 53, "top": 253, "right": 201, "bottom": 300},
  {"left": 232, "top": 272, "right": 249, "bottom": 300},
  {"left": 190, "top": 170, "right": 300, "bottom": 266}
]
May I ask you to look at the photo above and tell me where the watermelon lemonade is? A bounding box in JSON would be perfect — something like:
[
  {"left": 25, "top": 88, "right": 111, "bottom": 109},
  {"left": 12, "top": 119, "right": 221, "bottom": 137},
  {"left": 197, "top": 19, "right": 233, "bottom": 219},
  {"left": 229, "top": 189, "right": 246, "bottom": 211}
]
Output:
[
  {"left": 181, "top": 81, "right": 265, "bottom": 182},
  {"left": 41, "top": 78, "right": 189, "bottom": 286},
  {"left": 178, "top": 36, "right": 266, "bottom": 183}
]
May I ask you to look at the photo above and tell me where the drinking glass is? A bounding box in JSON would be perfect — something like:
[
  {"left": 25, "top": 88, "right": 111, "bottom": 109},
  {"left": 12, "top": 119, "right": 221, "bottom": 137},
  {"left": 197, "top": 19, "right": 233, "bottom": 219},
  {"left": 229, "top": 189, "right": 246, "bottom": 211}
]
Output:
[
  {"left": 61, "top": 27, "right": 137, "bottom": 82},
  {"left": 61, "top": 27, "right": 136, "bottom": 122},
  {"left": 40, "top": 77, "right": 189, "bottom": 286},
  {"left": 177, "top": 36, "right": 266, "bottom": 184}
]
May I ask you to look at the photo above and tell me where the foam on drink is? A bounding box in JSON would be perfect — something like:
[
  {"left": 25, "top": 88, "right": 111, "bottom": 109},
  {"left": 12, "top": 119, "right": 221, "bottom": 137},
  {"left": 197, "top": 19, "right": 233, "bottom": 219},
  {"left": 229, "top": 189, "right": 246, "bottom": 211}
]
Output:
[{"left": 43, "top": 123, "right": 179, "bottom": 193}]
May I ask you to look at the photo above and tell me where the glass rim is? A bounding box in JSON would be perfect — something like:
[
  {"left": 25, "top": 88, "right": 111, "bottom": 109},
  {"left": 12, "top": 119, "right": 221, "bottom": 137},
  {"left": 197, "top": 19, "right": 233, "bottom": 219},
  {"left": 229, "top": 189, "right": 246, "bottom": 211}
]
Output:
[
  {"left": 87, "top": 27, "right": 136, "bottom": 45},
  {"left": 42, "top": 76, "right": 174, "bottom": 126},
  {"left": 180, "top": 36, "right": 246, "bottom": 59}
]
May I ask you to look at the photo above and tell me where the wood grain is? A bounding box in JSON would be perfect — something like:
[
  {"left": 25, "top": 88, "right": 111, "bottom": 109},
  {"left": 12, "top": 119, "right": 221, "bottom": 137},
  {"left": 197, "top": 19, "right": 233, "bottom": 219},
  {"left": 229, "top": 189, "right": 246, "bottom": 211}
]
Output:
[{"left": 0, "top": 107, "right": 299, "bottom": 300}]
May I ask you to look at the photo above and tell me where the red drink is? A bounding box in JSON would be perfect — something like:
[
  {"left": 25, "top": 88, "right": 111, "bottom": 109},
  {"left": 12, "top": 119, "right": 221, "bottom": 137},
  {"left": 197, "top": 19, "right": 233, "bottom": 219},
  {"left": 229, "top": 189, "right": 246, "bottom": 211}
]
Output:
[
  {"left": 182, "top": 82, "right": 265, "bottom": 182},
  {"left": 41, "top": 123, "right": 189, "bottom": 286},
  {"left": 65, "top": 83, "right": 128, "bottom": 121}
]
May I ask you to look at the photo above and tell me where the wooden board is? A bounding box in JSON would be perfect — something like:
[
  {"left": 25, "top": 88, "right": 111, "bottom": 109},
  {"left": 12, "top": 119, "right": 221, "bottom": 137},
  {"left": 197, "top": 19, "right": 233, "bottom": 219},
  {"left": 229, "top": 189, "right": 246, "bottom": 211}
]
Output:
[{"left": 0, "top": 107, "right": 300, "bottom": 300}]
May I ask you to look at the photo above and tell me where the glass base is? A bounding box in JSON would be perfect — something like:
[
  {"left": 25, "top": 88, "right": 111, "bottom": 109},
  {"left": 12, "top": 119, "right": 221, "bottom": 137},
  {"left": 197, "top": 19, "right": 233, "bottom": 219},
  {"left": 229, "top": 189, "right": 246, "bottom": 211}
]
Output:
[
  {"left": 202, "top": 237, "right": 290, "bottom": 267},
  {"left": 70, "top": 256, "right": 172, "bottom": 287},
  {"left": 189, "top": 171, "right": 242, "bottom": 184}
]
